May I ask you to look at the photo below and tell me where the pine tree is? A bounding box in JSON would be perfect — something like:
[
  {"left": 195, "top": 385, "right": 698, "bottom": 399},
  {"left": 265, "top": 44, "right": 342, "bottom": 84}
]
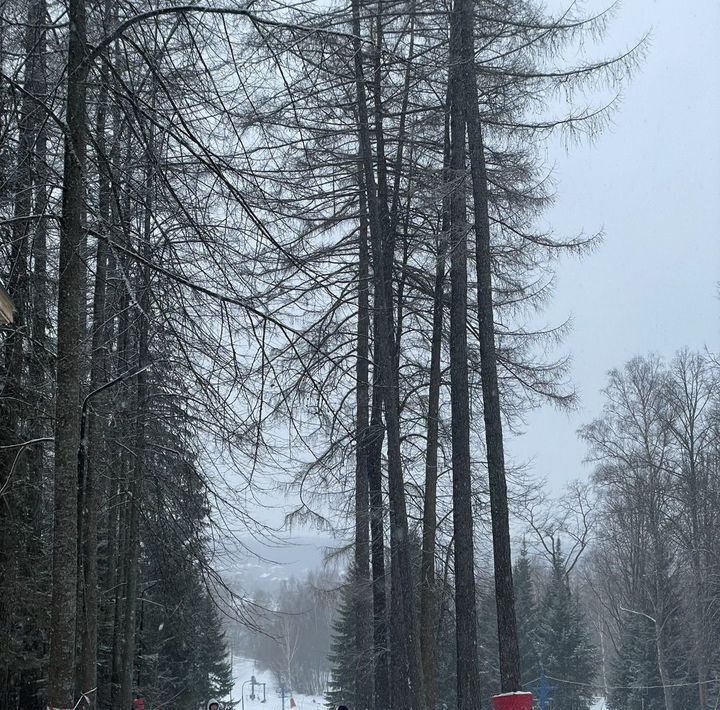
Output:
[
  {"left": 328, "top": 540, "right": 449, "bottom": 710},
  {"left": 537, "top": 541, "right": 596, "bottom": 710}
]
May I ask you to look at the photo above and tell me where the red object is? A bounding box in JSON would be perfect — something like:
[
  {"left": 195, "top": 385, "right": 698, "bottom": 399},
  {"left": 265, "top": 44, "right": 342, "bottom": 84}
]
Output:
[
  {"left": 290, "top": 698, "right": 297, "bottom": 709},
  {"left": 492, "top": 692, "right": 534, "bottom": 710},
  {"left": 133, "top": 699, "right": 145, "bottom": 710}
]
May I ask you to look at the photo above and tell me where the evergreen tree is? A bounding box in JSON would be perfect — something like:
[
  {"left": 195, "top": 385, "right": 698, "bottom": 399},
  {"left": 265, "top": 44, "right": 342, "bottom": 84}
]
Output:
[
  {"left": 134, "top": 454, "right": 235, "bottom": 709},
  {"left": 434, "top": 577, "right": 458, "bottom": 710},
  {"left": 197, "top": 595, "right": 236, "bottom": 703},
  {"left": 476, "top": 582, "right": 500, "bottom": 704},
  {"left": 608, "top": 611, "right": 664, "bottom": 710},
  {"left": 326, "top": 578, "right": 358, "bottom": 709},
  {"left": 537, "top": 541, "right": 596, "bottom": 710},
  {"left": 606, "top": 587, "right": 694, "bottom": 710},
  {"left": 477, "top": 546, "right": 540, "bottom": 701},
  {"left": 514, "top": 542, "right": 541, "bottom": 687},
  {"left": 140, "top": 561, "right": 234, "bottom": 708},
  {"left": 327, "top": 540, "right": 458, "bottom": 710}
]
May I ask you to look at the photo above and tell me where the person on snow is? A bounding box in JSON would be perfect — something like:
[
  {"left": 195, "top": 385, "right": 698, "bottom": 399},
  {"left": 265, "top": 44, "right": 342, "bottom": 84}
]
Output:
[{"left": 207, "top": 699, "right": 221, "bottom": 710}]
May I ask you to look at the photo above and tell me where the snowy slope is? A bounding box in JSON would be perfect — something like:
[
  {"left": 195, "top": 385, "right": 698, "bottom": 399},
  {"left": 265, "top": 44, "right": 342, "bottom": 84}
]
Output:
[{"left": 226, "top": 657, "right": 326, "bottom": 710}]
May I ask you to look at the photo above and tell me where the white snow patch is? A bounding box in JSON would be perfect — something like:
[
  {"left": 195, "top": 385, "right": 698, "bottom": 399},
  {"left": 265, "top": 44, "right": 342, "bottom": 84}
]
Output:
[{"left": 225, "top": 657, "right": 326, "bottom": 710}]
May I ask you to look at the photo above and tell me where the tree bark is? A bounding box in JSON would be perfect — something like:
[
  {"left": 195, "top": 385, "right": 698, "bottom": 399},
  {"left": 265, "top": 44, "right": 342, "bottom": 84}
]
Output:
[
  {"left": 119, "top": 142, "right": 154, "bottom": 710},
  {"left": 420, "top": 235, "right": 445, "bottom": 710},
  {"left": 79, "top": 23, "right": 114, "bottom": 698},
  {"left": 460, "top": 0, "right": 521, "bottom": 690},
  {"left": 0, "top": 0, "right": 41, "bottom": 698},
  {"left": 447, "top": 5, "right": 483, "bottom": 706},
  {"left": 27, "top": 0, "right": 50, "bottom": 553},
  {"left": 367, "top": 367, "right": 389, "bottom": 710},
  {"left": 110, "top": 141, "right": 134, "bottom": 710},
  {"left": 654, "top": 622, "right": 674, "bottom": 710},
  {"left": 420, "top": 109, "right": 449, "bottom": 707},
  {"left": 48, "top": 0, "right": 88, "bottom": 704},
  {"left": 350, "top": 2, "right": 424, "bottom": 708},
  {"left": 354, "top": 167, "right": 374, "bottom": 710}
]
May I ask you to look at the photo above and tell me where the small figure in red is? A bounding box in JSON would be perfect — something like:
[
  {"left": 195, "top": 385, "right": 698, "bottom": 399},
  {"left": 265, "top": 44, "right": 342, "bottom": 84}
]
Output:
[{"left": 133, "top": 695, "right": 146, "bottom": 710}]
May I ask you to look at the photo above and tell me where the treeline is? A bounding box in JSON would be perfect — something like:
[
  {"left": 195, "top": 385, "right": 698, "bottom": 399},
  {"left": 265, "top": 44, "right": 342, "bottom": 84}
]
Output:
[
  {"left": 584, "top": 350, "right": 720, "bottom": 710},
  {"left": 0, "top": 0, "right": 646, "bottom": 710},
  {"left": 232, "top": 572, "right": 338, "bottom": 697},
  {"left": 329, "top": 346, "right": 720, "bottom": 710},
  {"left": 326, "top": 533, "right": 597, "bottom": 710},
  {"left": 225, "top": 1, "right": 638, "bottom": 709},
  {"left": 1, "top": 0, "right": 259, "bottom": 707}
]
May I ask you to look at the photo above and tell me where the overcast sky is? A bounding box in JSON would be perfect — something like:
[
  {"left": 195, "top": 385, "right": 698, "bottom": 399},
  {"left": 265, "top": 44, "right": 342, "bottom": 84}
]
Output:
[
  {"left": 235, "top": 0, "right": 720, "bottom": 547},
  {"left": 508, "top": 0, "right": 720, "bottom": 492}
]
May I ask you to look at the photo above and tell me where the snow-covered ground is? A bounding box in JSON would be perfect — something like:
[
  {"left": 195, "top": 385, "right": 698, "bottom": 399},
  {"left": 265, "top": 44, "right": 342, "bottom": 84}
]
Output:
[
  {"left": 225, "top": 659, "right": 607, "bottom": 710},
  {"left": 226, "top": 657, "right": 326, "bottom": 710}
]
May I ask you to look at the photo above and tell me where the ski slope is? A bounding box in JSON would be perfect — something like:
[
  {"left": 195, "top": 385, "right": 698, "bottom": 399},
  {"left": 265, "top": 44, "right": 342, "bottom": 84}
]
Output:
[{"left": 226, "top": 657, "right": 326, "bottom": 710}]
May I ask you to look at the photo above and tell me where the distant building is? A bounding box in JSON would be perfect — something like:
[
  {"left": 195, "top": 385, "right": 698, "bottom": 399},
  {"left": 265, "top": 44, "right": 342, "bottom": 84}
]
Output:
[{"left": 0, "top": 282, "right": 15, "bottom": 325}]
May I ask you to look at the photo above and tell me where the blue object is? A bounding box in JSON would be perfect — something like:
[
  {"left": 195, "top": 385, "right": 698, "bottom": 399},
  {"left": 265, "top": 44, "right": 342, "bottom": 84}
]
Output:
[{"left": 528, "top": 667, "right": 556, "bottom": 710}]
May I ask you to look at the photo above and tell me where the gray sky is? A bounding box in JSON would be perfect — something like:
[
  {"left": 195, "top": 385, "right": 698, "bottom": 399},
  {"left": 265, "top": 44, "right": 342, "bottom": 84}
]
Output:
[
  {"left": 227, "top": 0, "right": 720, "bottom": 548},
  {"left": 509, "top": 0, "right": 720, "bottom": 492}
]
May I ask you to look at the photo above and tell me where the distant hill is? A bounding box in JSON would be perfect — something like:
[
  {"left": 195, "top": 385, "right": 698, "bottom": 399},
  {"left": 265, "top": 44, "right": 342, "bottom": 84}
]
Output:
[{"left": 219, "top": 532, "right": 347, "bottom": 594}]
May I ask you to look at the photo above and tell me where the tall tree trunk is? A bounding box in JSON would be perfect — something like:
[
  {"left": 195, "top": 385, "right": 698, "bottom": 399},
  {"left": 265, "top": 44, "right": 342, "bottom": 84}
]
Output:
[
  {"left": 420, "top": 225, "right": 446, "bottom": 710},
  {"left": 79, "top": 0, "right": 117, "bottom": 698},
  {"left": 24, "top": 5, "right": 50, "bottom": 704},
  {"left": 0, "top": 0, "right": 40, "bottom": 694},
  {"left": 354, "top": 168, "right": 374, "bottom": 710},
  {"left": 367, "top": 362, "right": 389, "bottom": 710},
  {"left": 28, "top": 0, "right": 49, "bottom": 553},
  {"left": 110, "top": 141, "right": 134, "bottom": 710},
  {"left": 119, "top": 351, "right": 146, "bottom": 709},
  {"left": 100, "top": 27, "right": 123, "bottom": 705},
  {"left": 649, "top": 511, "right": 675, "bottom": 710},
  {"left": 447, "top": 6, "right": 482, "bottom": 706},
  {"left": 48, "top": 0, "right": 88, "bottom": 704},
  {"left": 353, "top": 2, "right": 424, "bottom": 706},
  {"left": 421, "top": 92, "right": 451, "bottom": 706},
  {"left": 79, "top": 42, "right": 113, "bottom": 709},
  {"left": 460, "top": 0, "right": 521, "bottom": 690},
  {"left": 110, "top": 472, "right": 129, "bottom": 710},
  {"left": 119, "top": 147, "right": 153, "bottom": 710}
]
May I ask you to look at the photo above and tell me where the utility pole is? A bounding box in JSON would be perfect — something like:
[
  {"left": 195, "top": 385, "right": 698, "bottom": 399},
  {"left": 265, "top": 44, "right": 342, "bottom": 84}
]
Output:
[{"left": 531, "top": 668, "right": 556, "bottom": 710}]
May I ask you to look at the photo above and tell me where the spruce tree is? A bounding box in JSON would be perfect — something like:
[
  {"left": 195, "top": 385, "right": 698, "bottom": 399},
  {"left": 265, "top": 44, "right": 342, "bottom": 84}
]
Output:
[
  {"left": 537, "top": 541, "right": 596, "bottom": 710},
  {"left": 608, "top": 611, "right": 664, "bottom": 710},
  {"left": 434, "top": 578, "right": 458, "bottom": 710},
  {"left": 476, "top": 583, "right": 500, "bottom": 703},
  {"left": 513, "top": 542, "right": 540, "bottom": 686},
  {"left": 326, "top": 578, "right": 359, "bottom": 709}
]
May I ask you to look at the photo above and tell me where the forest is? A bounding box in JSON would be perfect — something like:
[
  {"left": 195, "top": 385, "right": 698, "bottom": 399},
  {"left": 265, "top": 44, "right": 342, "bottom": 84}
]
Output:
[{"left": 0, "top": 0, "right": 717, "bottom": 709}]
